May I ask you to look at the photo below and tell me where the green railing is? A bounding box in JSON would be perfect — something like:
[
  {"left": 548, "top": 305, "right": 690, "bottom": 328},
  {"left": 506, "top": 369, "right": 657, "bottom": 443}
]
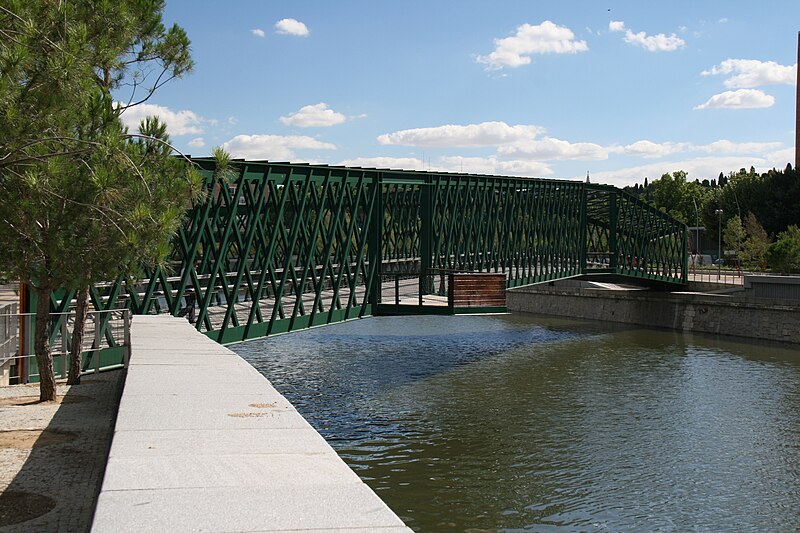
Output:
[{"left": 42, "top": 159, "right": 687, "bottom": 344}]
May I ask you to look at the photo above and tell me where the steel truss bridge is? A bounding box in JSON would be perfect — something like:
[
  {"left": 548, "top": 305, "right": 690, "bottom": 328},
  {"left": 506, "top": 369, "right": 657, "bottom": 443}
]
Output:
[{"left": 45, "top": 158, "right": 687, "bottom": 348}]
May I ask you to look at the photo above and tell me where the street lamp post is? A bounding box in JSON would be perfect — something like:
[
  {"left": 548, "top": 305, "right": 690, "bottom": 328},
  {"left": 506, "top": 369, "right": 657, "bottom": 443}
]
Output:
[{"left": 715, "top": 208, "right": 723, "bottom": 281}]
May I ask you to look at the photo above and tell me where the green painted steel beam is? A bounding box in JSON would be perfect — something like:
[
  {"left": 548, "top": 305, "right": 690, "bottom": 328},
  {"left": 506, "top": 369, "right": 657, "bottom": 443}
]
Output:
[{"left": 38, "top": 159, "right": 687, "bottom": 351}]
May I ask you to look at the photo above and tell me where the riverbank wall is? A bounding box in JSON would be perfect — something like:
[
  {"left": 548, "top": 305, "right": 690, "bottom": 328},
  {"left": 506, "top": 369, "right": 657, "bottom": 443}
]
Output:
[{"left": 507, "top": 284, "right": 799, "bottom": 344}]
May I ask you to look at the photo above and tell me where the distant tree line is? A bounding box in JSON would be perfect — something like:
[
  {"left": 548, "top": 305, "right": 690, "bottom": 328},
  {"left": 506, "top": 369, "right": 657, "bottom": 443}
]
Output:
[{"left": 623, "top": 164, "right": 800, "bottom": 273}]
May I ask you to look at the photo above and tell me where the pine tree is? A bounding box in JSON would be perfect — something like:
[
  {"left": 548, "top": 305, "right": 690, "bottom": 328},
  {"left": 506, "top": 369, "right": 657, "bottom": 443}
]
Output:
[{"left": 0, "top": 0, "right": 201, "bottom": 400}]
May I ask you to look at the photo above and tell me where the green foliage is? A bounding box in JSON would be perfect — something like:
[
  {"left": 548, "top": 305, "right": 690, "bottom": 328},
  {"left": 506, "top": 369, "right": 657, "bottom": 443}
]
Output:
[
  {"left": 69, "top": 117, "right": 203, "bottom": 288},
  {"left": 723, "top": 216, "right": 746, "bottom": 255},
  {"left": 700, "top": 167, "right": 800, "bottom": 238},
  {"left": 648, "top": 171, "right": 708, "bottom": 224},
  {"left": 211, "top": 146, "right": 237, "bottom": 185},
  {"left": 629, "top": 165, "right": 800, "bottom": 254},
  {"left": 76, "top": 0, "right": 194, "bottom": 100},
  {"left": 0, "top": 0, "right": 198, "bottom": 396},
  {"left": 739, "top": 212, "right": 770, "bottom": 270},
  {"left": 758, "top": 166, "right": 800, "bottom": 236},
  {"left": 766, "top": 225, "right": 800, "bottom": 274},
  {"left": 0, "top": 0, "right": 198, "bottom": 289}
]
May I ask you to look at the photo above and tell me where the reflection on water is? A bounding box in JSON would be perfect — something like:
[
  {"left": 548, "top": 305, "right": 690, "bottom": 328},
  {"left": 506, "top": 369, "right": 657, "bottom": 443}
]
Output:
[{"left": 233, "top": 314, "right": 800, "bottom": 532}]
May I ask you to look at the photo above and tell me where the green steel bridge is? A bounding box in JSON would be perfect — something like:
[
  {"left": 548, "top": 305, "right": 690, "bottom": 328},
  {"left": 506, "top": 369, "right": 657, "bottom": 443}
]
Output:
[{"left": 43, "top": 158, "right": 688, "bottom": 350}]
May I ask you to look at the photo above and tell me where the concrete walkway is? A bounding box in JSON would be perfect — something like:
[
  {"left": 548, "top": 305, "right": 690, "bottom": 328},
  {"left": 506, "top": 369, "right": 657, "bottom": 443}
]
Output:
[{"left": 92, "top": 314, "right": 411, "bottom": 533}]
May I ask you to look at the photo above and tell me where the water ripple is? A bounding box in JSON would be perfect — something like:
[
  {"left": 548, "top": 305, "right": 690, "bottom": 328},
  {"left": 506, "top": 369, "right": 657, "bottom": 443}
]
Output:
[{"left": 234, "top": 314, "right": 800, "bottom": 532}]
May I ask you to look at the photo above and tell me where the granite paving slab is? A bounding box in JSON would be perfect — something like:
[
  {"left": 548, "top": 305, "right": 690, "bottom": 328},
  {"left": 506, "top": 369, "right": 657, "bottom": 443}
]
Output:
[{"left": 92, "top": 314, "right": 411, "bottom": 533}]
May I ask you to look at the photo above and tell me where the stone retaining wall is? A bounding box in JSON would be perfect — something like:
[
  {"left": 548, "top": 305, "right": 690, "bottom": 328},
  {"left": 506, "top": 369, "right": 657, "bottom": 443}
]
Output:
[{"left": 508, "top": 286, "right": 799, "bottom": 344}]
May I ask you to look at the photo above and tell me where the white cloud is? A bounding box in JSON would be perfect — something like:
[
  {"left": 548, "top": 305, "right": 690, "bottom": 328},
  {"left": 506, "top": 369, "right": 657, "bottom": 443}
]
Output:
[
  {"left": 335, "top": 155, "right": 551, "bottom": 177},
  {"left": 695, "top": 140, "right": 782, "bottom": 153},
  {"left": 623, "top": 29, "right": 685, "bottom": 52},
  {"left": 718, "top": 17, "right": 729, "bottom": 23},
  {"left": 694, "top": 89, "right": 775, "bottom": 109},
  {"left": 609, "top": 20, "right": 626, "bottom": 32},
  {"left": 506, "top": 137, "right": 780, "bottom": 161},
  {"left": 227, "top": 116, "right": 237, "bottom": 125},
  {"left": 701, "top": 59, "right": 797, "bottom": 88},
  {"left": 279, "top": 103, "right": 346, "bottom": 128},
  {"left": 251, "top": 28, "right": 265, "bottom": 38},
  {"left": 617, "top": 140, "right": 688, "bottom": 158},
  {"left": 377, "top": 121, "right": 544, "bottom": 148},
  {"left": 275, "top": 18, "right": 309, "bottom": 37},
  {"left": 766, "top": 147, "right": 794, "bottom": 165},
  {"left": 187, "top": 137, "right": 205, "bottom": 148},
  {"left": 438, "top": 156, "right": 552, "bottom": 176},
  {"left": 616, "top": 139, "right": 782, "bottom": 158},
  {"left": 337, "top": 157, "right": 424, "bottom": 170},
  {"left": 118, "top": 103, "right": 204, "bottom": 136},
  {"left": 609, "top": 20, "right": 685, "bottom": 51},
  {"left": 221, "top": 134, "right": 335, "bottom": 160},
  {"left": 476, "top": 21, "right": 588, "bottom": 70},
  {"left": 498, "top": 138, "right": 608, "bottom": 161}
]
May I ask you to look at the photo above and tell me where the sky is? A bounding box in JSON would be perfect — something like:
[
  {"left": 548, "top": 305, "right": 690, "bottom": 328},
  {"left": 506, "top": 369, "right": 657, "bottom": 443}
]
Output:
[{"left": 118, "top": 0, "right": 800, "bottom": 187}]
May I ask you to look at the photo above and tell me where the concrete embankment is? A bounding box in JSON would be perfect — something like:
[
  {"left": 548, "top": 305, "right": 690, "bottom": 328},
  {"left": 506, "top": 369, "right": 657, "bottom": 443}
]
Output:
[
  {"left": 92, "top": 314, "right": 411, "bottom": 533},
  {"left": 508, "top": 284, "right": 799, "bottom": 344}
]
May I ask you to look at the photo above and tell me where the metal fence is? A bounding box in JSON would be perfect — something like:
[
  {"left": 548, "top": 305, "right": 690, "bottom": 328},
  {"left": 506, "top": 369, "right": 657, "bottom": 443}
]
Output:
[
  {"left": 0, "top": 308, "right": 130, "bottom": 384},
  {"left": 380, "top": 269, "right": 451, "bottom": 307},
  {"left": 687, "top": 268, "right": 745, "bottom": 286}
]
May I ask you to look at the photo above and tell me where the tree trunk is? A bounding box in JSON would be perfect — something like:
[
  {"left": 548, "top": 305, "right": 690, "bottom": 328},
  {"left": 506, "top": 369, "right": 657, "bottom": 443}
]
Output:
[
  {"left": 34, "top": 286, "right": 57, "bottom": 402},
  {"left": 67, "top": 286, "right": 89, "bottom": 385}
]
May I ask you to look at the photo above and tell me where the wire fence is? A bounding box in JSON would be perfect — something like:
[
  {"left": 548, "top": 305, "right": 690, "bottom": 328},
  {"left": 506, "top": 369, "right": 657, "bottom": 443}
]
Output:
[{"left": 0, "top": 307, "right": 130, "bottom": 385}]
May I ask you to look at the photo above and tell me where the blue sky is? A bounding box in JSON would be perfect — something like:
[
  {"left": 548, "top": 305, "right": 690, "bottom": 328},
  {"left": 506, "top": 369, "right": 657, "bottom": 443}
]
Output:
[{"left": 118, "top": 0, "right": 800, "bottom": 186}]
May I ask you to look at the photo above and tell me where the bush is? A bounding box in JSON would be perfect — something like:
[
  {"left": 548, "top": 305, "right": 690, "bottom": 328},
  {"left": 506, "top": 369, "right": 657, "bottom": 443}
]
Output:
[{"left": 766, "top": 225, "right": 800, "bottom": 274}]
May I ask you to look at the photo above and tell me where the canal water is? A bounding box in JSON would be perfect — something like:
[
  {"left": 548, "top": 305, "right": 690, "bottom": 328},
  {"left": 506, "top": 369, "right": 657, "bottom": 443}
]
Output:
[{"left": 233, "top": 314, "right": 800, "bottom": 532}]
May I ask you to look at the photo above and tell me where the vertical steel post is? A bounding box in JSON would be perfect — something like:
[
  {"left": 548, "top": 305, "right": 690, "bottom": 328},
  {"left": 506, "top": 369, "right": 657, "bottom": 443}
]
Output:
[
  {"left": 367, "top": 173, "right": 383, "bottom": 308},
  {"left": 579, "top": 184, "right": 588, "bottom": 275},
  {"left": 18, "top": 283, "right": 28, "bottom": 384},
  {"left": 23, "top": 314, "right": 31, "bottom": 384},
  {"left": 682, "top": 224, "right": 689, "bottom": 284},
  {"left": 419, "top": 178, "right": 433, "bottom": 299},
  {"left": 123, "top": 309, "right": 131, "bottom": 368},
  {"left": 93, "top": 312, "right": 101, "bottom": 373},
  {"left": 716, "top": 208, "right": 723, "bottom": 281},
  {"left": 609, "top": 191, "right": 618, "bottom": 272},
  {"left": 60, "top": 318, "right": 68, "bottom": 379}
]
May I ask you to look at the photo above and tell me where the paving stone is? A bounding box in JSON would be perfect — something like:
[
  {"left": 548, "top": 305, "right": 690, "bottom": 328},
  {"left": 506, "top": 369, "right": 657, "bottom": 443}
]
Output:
[
  {"left": 92, "top": 485, "right": 410, "bottom": 533},
  {"left": 102, "top": 452, "right": 363, "bottom": 490},
  {"left": 107, "top": 427, "right": 332, "bottom": 457},
  {"left": 92, "top": 314, "right": 410, "bottom": 532}
]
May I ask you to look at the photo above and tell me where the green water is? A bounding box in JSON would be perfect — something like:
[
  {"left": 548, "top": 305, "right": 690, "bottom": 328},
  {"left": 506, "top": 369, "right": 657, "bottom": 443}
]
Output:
[{"left": 233, "top": 314, "right": 800, "bottom": 532}]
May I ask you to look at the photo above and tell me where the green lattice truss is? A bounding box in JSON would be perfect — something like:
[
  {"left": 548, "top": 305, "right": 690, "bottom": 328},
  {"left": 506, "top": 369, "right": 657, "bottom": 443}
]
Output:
[{"left": 51, "top": 159, "right": 687, "bottom": 345}]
